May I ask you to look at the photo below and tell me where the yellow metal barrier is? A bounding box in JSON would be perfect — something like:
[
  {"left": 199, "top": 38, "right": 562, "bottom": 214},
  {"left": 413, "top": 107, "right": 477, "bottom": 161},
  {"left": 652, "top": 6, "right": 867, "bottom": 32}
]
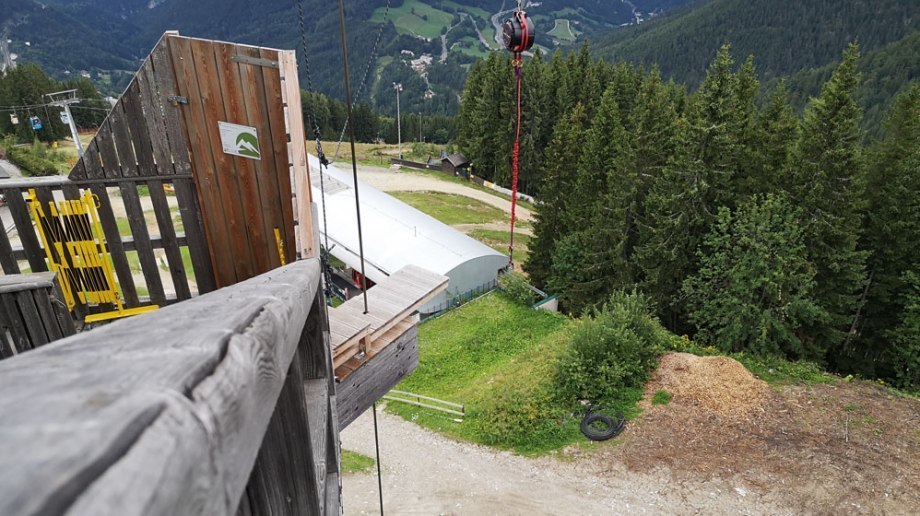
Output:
[{"left": 27, "top": 189, "right": 158, "bottom": 323}]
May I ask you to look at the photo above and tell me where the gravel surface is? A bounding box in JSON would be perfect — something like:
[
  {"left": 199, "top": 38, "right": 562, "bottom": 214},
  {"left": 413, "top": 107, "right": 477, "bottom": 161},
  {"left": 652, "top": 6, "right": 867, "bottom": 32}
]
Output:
[
  {"left": 340, "top": 406, "right": 789, "bottom": 515},
  {"left": 353, "top": 164, "right": 533, "bottom": 222}
]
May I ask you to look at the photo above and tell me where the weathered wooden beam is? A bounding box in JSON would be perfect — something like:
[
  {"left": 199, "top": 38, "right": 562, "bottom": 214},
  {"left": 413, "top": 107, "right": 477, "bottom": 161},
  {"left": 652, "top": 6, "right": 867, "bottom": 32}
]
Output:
[
  {"left": 335, "top": 324, "right": 419, "bottom": 430},
  {"left": 0, "top": 258, "right": 323, "bottom": 516}
]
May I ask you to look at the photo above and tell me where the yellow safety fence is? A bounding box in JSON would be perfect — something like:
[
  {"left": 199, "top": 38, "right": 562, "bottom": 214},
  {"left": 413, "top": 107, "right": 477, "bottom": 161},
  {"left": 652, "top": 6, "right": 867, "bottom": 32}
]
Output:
[{"left": 27, "top": 189, "right": 158, "bottom": 323}]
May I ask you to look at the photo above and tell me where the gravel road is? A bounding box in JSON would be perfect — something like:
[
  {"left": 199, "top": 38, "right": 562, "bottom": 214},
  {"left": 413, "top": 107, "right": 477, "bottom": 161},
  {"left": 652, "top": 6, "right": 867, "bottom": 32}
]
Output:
[
  {"left": 353, "top": 164, "right": 533, "bottom": 222},
  {"left": 341, "top": 406, "right": 788, "bottom": 515}
]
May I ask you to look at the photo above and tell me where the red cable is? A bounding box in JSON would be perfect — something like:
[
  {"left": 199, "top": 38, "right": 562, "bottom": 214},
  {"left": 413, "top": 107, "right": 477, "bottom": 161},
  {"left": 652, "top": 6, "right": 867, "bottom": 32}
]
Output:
[{"left": 509, "top": 53, "right": 523, "bottom": 266}]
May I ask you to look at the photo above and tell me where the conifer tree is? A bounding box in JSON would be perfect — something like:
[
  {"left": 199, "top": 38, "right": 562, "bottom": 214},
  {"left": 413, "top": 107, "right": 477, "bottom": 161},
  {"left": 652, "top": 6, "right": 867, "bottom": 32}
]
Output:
[
  {"left": 860, "top": 85, "right": 920, "bottom": 374},
  {"left": 524, "top": 104, "right": 587, "bottom": 288},
  {"left": 786, "top": 43, "right": 867, "bottom": 361},
  {"left": 755, "top": 82, "right": 798, "bottom": 189},
  {"left": 682, "top": 194, "right": 825, "bottom": 358}
]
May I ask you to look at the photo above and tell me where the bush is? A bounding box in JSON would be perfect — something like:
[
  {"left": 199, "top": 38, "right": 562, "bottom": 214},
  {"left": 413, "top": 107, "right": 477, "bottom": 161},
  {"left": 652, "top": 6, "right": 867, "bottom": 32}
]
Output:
[
  {"left": 4, "top": 139, "right": 62, "bottom": 177},
  {"left": 553, "top": 291, "right": 674, "bottom": 404},
  {"left": 498, "top": 271, "right": 538, "bottom": 306}
]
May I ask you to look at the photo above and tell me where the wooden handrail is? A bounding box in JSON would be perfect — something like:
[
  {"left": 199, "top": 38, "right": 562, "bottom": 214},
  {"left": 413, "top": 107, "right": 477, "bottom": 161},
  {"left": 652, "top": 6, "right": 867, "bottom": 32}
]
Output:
[{"left": 0, "top": 258, "right": 331, "bottom": 515}]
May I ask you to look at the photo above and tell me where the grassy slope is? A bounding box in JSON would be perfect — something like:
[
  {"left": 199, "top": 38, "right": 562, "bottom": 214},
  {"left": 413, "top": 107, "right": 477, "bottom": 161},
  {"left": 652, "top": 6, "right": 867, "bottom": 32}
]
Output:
[
  {"left": 371, "top": 0, "right": 454, "bottom": 39},
  {"left": 388, "top": 293, "right": 578, "bottom": 454},
  {"left": 390, "top": 191, "right": 505, "bottom": 225}
]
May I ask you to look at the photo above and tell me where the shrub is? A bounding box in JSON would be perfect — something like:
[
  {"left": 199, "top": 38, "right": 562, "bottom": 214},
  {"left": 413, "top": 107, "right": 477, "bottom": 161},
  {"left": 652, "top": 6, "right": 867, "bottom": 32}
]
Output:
[
  {"left": 5, "top": 139, "right": 61, "bottom": 177},
  {"left": 498, "top": 271, "right": 538, "bottom": 306},
  {"left": 553, "top": 291, "right": 673, "bottom": 404}
]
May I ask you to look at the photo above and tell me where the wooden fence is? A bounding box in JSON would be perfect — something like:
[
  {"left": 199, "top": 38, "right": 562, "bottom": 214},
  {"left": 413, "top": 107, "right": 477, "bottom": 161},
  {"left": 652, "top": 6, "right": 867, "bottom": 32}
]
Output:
[
  {"left": 0, "top": 271, "right": 75, "bottom": 358},
  {"left": 0, "top": 258, "right": 342, "bottom": 515},
  {"left": 0, "top": 31, "right": 314, "bottom": 317}
]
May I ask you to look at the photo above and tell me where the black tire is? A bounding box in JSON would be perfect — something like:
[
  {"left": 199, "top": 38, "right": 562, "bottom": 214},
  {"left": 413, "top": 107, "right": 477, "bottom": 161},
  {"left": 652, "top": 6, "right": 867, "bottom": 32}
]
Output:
[{"left": 580, "top": 411, "right": 625, "bottom": 442}]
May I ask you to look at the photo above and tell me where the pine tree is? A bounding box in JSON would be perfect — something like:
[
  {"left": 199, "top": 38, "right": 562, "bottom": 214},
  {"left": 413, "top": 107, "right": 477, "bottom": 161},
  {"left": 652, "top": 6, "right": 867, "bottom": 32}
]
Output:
[
  {"left": 524, "top": 104, "right": 587, "bottom": 288},
  {"left": 682, "top": 194, "right": 826, "bottom": 358},
  {"left": 786, "top": 43, "right": 867, "bottom": 362},
  {"left": 755, "top": 82, "right": 798, "bottom": 189},
  {"left": 889, "top": 269, "right": 920, "bottom": 390}
]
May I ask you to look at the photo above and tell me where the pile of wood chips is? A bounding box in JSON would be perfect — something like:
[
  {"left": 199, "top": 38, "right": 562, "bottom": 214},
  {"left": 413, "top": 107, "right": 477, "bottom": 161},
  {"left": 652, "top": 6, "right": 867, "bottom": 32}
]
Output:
[{"left": 647, "top": 352, "right": 770, "bottom": 417}]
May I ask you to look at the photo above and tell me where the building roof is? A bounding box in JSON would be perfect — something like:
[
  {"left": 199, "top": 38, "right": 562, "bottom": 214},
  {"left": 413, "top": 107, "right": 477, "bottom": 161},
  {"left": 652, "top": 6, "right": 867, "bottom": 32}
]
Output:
[
  {"left": 444, "top": 153, "right": 469, "bottom": 168},
  {"left": 308, "top": 154, "right": 507, "bottom": 285}
]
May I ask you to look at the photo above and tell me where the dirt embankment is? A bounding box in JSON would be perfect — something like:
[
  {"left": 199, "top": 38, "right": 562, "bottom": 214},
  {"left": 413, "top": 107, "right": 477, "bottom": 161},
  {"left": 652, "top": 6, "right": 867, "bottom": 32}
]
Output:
[{"left": 343, "top": 353, "right": 920, "bottom": 515}]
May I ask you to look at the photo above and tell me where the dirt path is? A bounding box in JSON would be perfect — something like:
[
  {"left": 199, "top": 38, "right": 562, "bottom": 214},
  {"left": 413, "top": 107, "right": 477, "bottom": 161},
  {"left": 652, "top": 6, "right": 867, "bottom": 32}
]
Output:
[
  {"left": 354, "top": 164, "right": 533, "bottom": 222},
  {"left": 341, "top": 407, "right": 788, "bottom": 515}
]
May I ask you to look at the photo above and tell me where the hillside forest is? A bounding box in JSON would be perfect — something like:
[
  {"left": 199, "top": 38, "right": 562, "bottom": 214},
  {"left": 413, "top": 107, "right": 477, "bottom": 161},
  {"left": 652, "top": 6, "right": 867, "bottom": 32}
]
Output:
[{"left": 457, "top": 43, "right": 920, "bottom": 390}]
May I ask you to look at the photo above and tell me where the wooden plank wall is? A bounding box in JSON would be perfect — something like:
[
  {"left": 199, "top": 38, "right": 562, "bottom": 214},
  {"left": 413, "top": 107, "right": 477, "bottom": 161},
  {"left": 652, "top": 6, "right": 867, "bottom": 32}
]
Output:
[
  {"left": 167, "top": 35, "right": 297, "bottom": 288},
  {"left": 0, "top": 272, "right": 76, "bottom": 359},
  {"left": 0, "top": 31, "right": 309, "bottom": 314},
  {"left": 0, "top": 259, "right": 341, "bottom": 516}
]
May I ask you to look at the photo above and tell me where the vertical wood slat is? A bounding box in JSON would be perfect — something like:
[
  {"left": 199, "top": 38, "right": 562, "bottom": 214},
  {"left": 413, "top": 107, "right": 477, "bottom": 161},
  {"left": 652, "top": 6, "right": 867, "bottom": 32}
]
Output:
[
  {"left": 188, "top": 37, "right": 256, "bottom": 283},
  {"left": 168, "top": 35, "right": 237, "bottom": 289},
  {"left": 15, "top": 290, "right": 48, "bottom": 347},
  {"left": 239, "top": 45, "right": 287, "bottom": 270},
  {"left": 279, "top": 51, "right": 313, "bottom": 259},
  {"left": 0, "top": 294, "right": 30, "bottom": 355},
  {"left": 120, "top": 81, "right": 158, "bottom": 177},
  {"left": 90, "top": 185, "right": 139, "bottom": 307},
  {"left": 147, "top": 180, "right": 191, "bottom": 300},
  {"left": 79, "top": 139, "right": 105, "bottom": 180},
  {"left": 151, "top": 33, "right": 194, "bottom": 177},
  {"left": 31, "top": 288, "right": 63, "bottom": 342},
  {"left": 4, "top": 189, "right": 47, "bottom": 273},
  {"left": 264, "top": 46, "right": 296, "bottom": 264},
  {"left": 213, "top": 42, "right": 271, "bottom": 274},
  {"left": 136, "top": 55, "right": 173, "bottom": 175},
  {"left": 49, "top": 275, "right": 77, "bottom": 337},
  {"left": 108, "top": 104, "right": 138, "bottom": 178},
  {"left": 119, "top": 182, "right": 166, "bottom": 305},
  {"left": 172, "top": 177, "right": 215, "bottom": 294},
  {"left": 0, "top": 212, "right": 19, "bottom": 273},
  {"left": 95, "top": 120, "right": 123, "bottom": 180}
]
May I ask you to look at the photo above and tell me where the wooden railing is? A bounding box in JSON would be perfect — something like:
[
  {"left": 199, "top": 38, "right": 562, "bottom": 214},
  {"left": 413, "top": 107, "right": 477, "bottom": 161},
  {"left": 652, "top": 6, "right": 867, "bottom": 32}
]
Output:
[
  {"left": 0, "top": 174, "right": 213, "bottom": 310},
  {"left": 0, "top": 258, "right": 342, "bottom": 515}
]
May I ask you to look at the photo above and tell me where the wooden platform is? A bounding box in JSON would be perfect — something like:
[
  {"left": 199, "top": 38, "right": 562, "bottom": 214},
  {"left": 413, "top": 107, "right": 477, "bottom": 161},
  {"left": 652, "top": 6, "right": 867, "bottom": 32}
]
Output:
[{"left": 328, "top": 265, "right": 447, "bottom": 380}]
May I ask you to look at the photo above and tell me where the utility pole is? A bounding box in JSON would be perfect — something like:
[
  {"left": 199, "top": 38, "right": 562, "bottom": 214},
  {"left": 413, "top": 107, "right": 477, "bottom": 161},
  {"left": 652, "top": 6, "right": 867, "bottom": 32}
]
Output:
[
  {"left": 44, "top": 89, "right": 84, "bottom": 158},
  {"left": 418, "top": 112, "right": 422, "bottom": 143},
  {"left": 393, "top": 82, "right": 402, "bottom": 159}
]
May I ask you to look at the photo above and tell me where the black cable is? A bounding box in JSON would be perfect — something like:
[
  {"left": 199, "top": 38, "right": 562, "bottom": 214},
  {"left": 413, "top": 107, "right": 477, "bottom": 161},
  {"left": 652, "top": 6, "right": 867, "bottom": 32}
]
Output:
[
  {"left": 337, "top": 0, "right": 370, "bottom": 315},
  {"left": 372, "top": 401, "right": 385, "bottom": 516}
]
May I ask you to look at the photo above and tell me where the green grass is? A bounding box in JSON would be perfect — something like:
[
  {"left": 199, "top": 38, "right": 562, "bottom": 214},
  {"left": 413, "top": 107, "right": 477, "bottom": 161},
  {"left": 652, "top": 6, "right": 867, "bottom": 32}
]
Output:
[
  {"left": 388, "top": 292, "right": 590, "bottom": 455},
  {"left": 441, "top": 0, "right": 489, "bottom": 20},
  {"left": 341, "top": 449, "right": 375, "bottom": 474},
  {"left": 404, "top": 167, "right": 537, "bottom": 212},
  {"left": 468, "top": 229, "right": 531, "bottom": 255},
  {"left": 652, "top": 390, "right": 672, "bottom": 405},
  {"left": 371, "top": 0, "right": 454, "bottom": 39},
  {"left": 547, "top": 19, "right": 577, "bottom": 42},
  {"left": 390, "top": 191, "right": 505, "bottom": 225}
]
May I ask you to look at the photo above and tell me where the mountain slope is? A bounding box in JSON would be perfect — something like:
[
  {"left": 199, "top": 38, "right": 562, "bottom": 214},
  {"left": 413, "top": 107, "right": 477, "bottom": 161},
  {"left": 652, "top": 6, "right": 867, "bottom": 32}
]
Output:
[
  {"left": 595, "top": 0, "right": 919, "bottom": 87},
  {"left": 1, "top": 0, "right": 694, "bottom": 115}
]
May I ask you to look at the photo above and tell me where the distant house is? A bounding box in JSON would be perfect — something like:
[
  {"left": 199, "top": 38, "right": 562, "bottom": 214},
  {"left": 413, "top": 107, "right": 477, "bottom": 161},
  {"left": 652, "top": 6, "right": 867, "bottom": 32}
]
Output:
[{"left": 442, "top": 152, "right": 470, "bottom": 176}]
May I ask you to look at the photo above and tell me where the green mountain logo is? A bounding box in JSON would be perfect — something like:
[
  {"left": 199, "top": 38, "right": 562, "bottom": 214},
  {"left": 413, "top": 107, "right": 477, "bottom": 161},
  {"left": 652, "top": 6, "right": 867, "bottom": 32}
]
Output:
[{"left": 235, "top": 132, "right": 260, "bottom": 159}]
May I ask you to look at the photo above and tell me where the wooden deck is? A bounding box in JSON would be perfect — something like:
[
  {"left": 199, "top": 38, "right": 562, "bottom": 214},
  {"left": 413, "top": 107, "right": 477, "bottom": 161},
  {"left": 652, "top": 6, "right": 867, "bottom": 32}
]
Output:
[
  {"left": 328, "top": 265, "right": 447, "bottom": 429},
  {"left": 329, "top": 265, "right": 447, "bottom": 378}
]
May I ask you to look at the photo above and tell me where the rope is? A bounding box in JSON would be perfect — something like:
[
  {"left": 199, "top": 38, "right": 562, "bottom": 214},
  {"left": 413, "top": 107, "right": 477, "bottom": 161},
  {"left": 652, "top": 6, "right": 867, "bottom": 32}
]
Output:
[
  {"left": 372, "top": 401, "right": 385, "bottom": 516},
  {"left": 294, "top": 0, "right": 335, "bottom": 300},
  {"left": 337, "top": 0, "right": 370, "bottom": 315},
  {"left": 331, "top": 0, "right": 391, "bottom": 164},
  {"left": 508, "top": 53, "right": 524, "bottom": 266}
]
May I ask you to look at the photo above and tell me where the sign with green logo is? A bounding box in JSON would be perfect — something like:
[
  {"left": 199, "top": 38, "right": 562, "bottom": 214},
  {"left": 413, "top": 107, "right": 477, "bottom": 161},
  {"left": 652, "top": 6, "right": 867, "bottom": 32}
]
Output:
[{"left": 218, "top": 121, "right": 261, "bottom": 160}]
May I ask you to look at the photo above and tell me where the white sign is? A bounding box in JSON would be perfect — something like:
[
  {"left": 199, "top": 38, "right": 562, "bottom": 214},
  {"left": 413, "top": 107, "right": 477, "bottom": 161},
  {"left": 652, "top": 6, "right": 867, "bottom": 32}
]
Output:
[
  {"left": 59, "top": 111, "right": 70, "bottom": 124},
  {"left": 218, "top": 121, "right": 261, "bottom": 160}
]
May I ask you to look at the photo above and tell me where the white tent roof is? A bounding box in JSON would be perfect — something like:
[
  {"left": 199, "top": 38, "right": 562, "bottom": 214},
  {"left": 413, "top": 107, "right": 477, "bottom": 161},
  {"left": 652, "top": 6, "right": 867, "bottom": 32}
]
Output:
[{"left": 308, "top": 155, "right": 507, "bottom": 286}]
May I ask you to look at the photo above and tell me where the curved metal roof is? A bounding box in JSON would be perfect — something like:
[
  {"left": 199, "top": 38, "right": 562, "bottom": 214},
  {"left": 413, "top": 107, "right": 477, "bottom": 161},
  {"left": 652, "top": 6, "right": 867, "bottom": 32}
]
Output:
[{"left": 308, "top": 155, "right": 507, "bottom": 285}]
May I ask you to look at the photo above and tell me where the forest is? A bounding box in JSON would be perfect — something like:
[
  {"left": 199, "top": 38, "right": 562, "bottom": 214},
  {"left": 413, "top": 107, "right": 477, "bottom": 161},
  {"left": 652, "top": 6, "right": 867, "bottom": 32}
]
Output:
[{"left": 456, "top": 43, "right": 920, "bottom": 390}]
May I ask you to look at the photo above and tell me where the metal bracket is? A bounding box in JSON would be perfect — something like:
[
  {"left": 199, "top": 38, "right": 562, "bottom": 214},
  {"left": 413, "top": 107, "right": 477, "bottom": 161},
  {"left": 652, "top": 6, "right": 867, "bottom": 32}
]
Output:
[
  {"left": 231, "top": 55, "right": 280, "bottom": 69},
  {"left": 167, "top": 95, "right": 188, "bottom": 106}
]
